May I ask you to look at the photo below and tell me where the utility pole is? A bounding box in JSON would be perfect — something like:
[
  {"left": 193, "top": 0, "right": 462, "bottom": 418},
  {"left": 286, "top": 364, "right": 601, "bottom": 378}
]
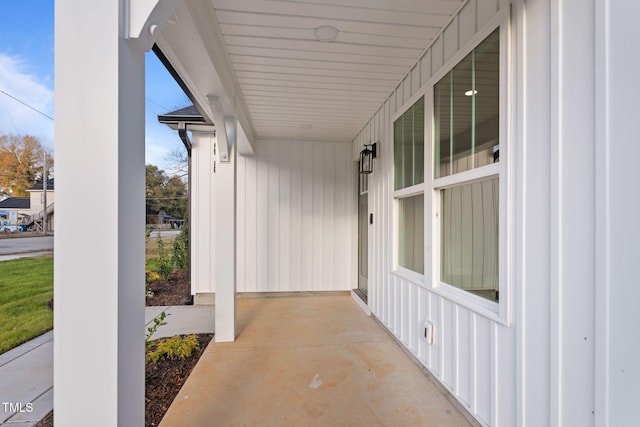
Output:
[{"left": 42, "top": 151, "right": 47, "bottom": 234}]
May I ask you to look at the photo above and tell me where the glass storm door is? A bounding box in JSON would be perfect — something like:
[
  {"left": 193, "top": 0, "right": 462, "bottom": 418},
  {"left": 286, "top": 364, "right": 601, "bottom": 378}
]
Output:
[{"left": 357, "top": 172, "right": 368, "bottom": 302}]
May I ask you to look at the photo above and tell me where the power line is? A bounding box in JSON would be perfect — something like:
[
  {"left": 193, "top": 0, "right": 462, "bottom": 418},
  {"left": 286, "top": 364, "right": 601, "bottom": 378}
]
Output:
[
  {"left": 145, "top": 97, "right": 170, "bottom": 111},
  {"left": 0, "top": 90, "right": 54, "bottom": 121}
]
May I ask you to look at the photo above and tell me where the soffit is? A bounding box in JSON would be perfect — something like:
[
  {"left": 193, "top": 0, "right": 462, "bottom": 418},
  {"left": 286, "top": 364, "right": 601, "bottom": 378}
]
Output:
[{"left": 162, "top": 0, "right": 465, "bottom": 142}]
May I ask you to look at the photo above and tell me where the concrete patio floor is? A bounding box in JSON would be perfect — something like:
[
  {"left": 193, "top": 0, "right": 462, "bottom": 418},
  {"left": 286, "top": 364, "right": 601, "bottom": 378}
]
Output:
[{"left": 160, "top": 295, "right": 476, "bottom": 426}]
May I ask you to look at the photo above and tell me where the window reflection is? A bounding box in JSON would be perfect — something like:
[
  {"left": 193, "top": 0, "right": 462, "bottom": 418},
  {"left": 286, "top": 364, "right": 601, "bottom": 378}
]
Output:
[{"left": 434, "top": 29, "right": 500, "bottom": 178}]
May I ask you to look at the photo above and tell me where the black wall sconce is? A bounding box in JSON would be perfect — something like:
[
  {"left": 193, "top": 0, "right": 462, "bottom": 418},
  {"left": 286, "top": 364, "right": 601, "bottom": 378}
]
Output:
[{"left": 359, "top": 142, "right": 377, "bottom": 174}]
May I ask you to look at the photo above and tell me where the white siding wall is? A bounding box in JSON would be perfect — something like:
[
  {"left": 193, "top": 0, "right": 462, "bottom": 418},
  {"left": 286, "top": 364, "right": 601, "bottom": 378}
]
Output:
[
  {"left": 237, "top": 138, "right": 355, "bottom": 292},
  {"left": 353, "top": 1, "right": 514, "bottom": 426},
  {"left": 352, "top": 0, "right": 640, "bottom": 426},
  {"left": 595, "top": 2, "right": 640, "bottom": 425}
]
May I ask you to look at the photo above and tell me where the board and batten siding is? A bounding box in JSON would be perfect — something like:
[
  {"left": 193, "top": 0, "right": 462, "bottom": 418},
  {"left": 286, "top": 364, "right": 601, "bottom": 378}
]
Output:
[
  {"left": 353, "top": 1, "right": 514, "bottom": 426},
  {"left": 236, "top": 138, "right": 355, "bottom": 293}
]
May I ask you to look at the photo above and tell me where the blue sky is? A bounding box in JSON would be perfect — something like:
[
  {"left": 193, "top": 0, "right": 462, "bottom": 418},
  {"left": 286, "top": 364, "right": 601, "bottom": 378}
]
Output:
[{"left": 0, "top": 2, "right": 191, "bottom": 172}]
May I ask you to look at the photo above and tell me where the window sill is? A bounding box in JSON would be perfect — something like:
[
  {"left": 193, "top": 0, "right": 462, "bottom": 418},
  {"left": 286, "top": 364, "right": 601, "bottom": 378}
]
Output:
[
  {"left": 389, "top": 271, "right": 510, "bottom": 326},
  {"left": 432, "top": 281, "right": 509, "bottom": 326},
  {"left": 391, "top": 267, "right": 425, "bottom": 286}
]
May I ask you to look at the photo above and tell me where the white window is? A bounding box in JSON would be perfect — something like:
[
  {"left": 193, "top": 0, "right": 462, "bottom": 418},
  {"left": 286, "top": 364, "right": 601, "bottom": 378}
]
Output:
[
  {"left": 398, "top": 193, "right": 424, "bottom": 274},
  {"left": 394, "top": 97, "right": 425, "bottom": 275},
  {"left": 430, "top": 23, "right": 509, "bottom": 317}
]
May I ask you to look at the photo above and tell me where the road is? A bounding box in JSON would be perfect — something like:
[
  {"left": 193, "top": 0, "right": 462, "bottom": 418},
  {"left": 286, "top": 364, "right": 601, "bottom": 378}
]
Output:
[
  {"left": 0, "top": 236, "right": 54, "bottom": 256},
  {"left": 0, "top": 231, "right": 178, "bottom": 262},
  {"left": 149, "top": 230, "right": 181, "bottom": 238}
]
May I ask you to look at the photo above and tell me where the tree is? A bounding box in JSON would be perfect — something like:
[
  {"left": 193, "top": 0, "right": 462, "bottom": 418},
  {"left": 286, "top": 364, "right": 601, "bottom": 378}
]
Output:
[
  {"left": 0, "top": 134, "right": 53, "bottom": 198},
  {"left": 164, "top": 147, "right": 188, "bottom": 179},
  {"left": 145, "top": 164, "right": 187, "bottom": 218}
]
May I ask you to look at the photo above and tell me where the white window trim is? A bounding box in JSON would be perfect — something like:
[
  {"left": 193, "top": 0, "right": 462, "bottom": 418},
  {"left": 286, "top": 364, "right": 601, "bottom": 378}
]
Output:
[
  {"left": 393, "top": 183, "right": 425, "bottom": 199},
  {"left": 432, "top": 163, "right": 500, "bottom": 190},
  {"left": 426, "top": 8, "right": 512, "bottom": 325}
]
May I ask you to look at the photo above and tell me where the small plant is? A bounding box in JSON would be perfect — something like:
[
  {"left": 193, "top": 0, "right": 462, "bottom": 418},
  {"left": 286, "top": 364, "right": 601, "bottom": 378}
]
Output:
[
  {"left": 172, "top": 223, "right": 189, "bottom": 270},
  {"left": 145, "top": 270, "right": 161, "bottom": 297},
  {"left": 145, "top": 311, "right": 169, "bottom": 350},
  {"left": 146, "top": 270, "right": 161, "bottom": 283},
  {"left": 145, "top": 227, "right": 152, "bottom": 245},
  {"left": 156, "top": 235, "right": 173, "bottom": 280},
  {"left": 146, "top": 334, "right": 199, "bottom": 364}
]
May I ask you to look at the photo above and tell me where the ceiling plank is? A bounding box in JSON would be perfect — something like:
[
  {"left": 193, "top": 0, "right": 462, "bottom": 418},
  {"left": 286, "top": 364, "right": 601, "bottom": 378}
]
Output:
[
  {"left": 215, "top": 11, "right": 443, "bottom": 38},
  {"left": 233, "top": 63, "right": 400, "bottom": 80},
  {"left": 226, "top": 46, "right": 417, "bottom": 67},
  {"left": 262, "top": 0, "right": 464, "bottom": 15},
  {"left": 236, "top": 71, "right": 394, "bottom": 85},
  {"left": 211, "top": 0, "right": 456, "bottom": 27},
  {"left": 223, "top": 35, "right": 422, "bottom": 58},
  {"left": 218, "top": 23, "right": 435, "bottom": 49},
  {"left": 230, "top": 55, "right": 408, "bottom": 74}
]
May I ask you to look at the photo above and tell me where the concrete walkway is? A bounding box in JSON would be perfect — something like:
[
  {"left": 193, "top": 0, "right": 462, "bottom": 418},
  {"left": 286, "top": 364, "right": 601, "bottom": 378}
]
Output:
[
  {"left": 0, "top": 305, "right": 213, "bottom": 426},
  {"left": 0, "top": 332, "right": 53, "bottom": 426},
  {"left": 145, "top": 305, "right": 214, "bottom": 339},
  {"left": 160, "top": 295, "right": 476, "bottom": 427}
]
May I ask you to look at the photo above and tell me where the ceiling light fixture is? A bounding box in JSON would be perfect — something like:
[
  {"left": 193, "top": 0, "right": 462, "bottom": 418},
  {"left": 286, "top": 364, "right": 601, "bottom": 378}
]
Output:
[
  {"left": 314, "top": 25, "right": 339, "bottom": 42},
  {"left": 465, "top": 89, "right": 478, "bottom": 96}
]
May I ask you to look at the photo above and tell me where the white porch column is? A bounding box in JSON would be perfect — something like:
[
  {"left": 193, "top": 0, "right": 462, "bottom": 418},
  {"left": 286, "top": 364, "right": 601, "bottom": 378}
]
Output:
[
  {"left": 213, "top": 134, "right": 237, "bottom": 343},
  {"left": 55, "top": 1, "right": 145, "bottom": 425},
  {"left": 191, "top": 129, "right": 237, "bottom": 342}
]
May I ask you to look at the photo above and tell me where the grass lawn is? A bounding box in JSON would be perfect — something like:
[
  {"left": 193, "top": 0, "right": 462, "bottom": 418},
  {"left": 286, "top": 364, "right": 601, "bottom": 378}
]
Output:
[
  {"left": 146, "top": 234, "right": 177, "bottom": 271},
  {"left": 0, "top": 256, "right": 53, "bottom": 354},
  {"left": 146, "top": 234, "right": 177, "bottom": 258}
]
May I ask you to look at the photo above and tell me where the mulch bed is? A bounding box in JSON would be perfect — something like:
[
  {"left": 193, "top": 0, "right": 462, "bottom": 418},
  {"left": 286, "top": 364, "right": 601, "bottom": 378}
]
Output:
[
  {"left": 145, "top": 333, "right": 213, "bottom": 426},
  {"left": 35, "top": 411, "right": 52, "bottom": 426},
  {"left": 37, "top": 269, "right": 211, "bottom": 426},
  {"left": 146, "top": 269, "right": 190, "bottom": 306}
]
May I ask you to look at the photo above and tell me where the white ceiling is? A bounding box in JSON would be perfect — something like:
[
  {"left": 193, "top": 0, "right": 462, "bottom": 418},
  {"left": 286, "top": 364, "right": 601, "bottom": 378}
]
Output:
[{"left": 158, "top": 0, "right": 465, "bottom": 142}]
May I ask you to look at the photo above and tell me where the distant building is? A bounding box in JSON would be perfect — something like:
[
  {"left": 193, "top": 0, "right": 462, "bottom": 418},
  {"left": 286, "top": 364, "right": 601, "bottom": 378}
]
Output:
[
  {"left": 0, "top": 179, "right": 54, "bottom": 232},
  {"left": 146, "top": 204, "right": 184, "bottom": 229},
  {"left": 0, "top": 197, "right": 30, "bottom": 232}
]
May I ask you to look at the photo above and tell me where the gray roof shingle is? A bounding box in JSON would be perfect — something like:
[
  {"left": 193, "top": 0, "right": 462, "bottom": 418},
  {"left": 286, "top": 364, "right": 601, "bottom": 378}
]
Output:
[
  {"left": 28, "top": 179, "right": 54, "bottom": 191},
  {"left": 157, "top": 105, "right": 205, "bottom": 124},
  {"left": 0, "top": 197, "right": 30, "bottom": 209}
]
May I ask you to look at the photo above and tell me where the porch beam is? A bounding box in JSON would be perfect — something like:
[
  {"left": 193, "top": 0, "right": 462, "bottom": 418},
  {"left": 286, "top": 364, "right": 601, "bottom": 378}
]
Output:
[
  {"left": 153, "top": 0, "right": 256, "bottom": 155},
  {"left": 127, "top": 0, "right": 179, "bottom": 52},
  {"left": 54, "top": 0, "right": 146, "bottom": 425}
]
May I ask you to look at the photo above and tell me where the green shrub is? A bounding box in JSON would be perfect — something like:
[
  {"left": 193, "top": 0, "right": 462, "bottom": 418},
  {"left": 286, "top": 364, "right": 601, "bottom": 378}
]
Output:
[
  {"left": 146, "top": 334, "right": 199, "bottom": 364},
  {"left": 156, "top": 235, "right": 173, "bottom": 280},
  {"left": 172, "top": 223, "right": 189, "bottom": 270}
]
